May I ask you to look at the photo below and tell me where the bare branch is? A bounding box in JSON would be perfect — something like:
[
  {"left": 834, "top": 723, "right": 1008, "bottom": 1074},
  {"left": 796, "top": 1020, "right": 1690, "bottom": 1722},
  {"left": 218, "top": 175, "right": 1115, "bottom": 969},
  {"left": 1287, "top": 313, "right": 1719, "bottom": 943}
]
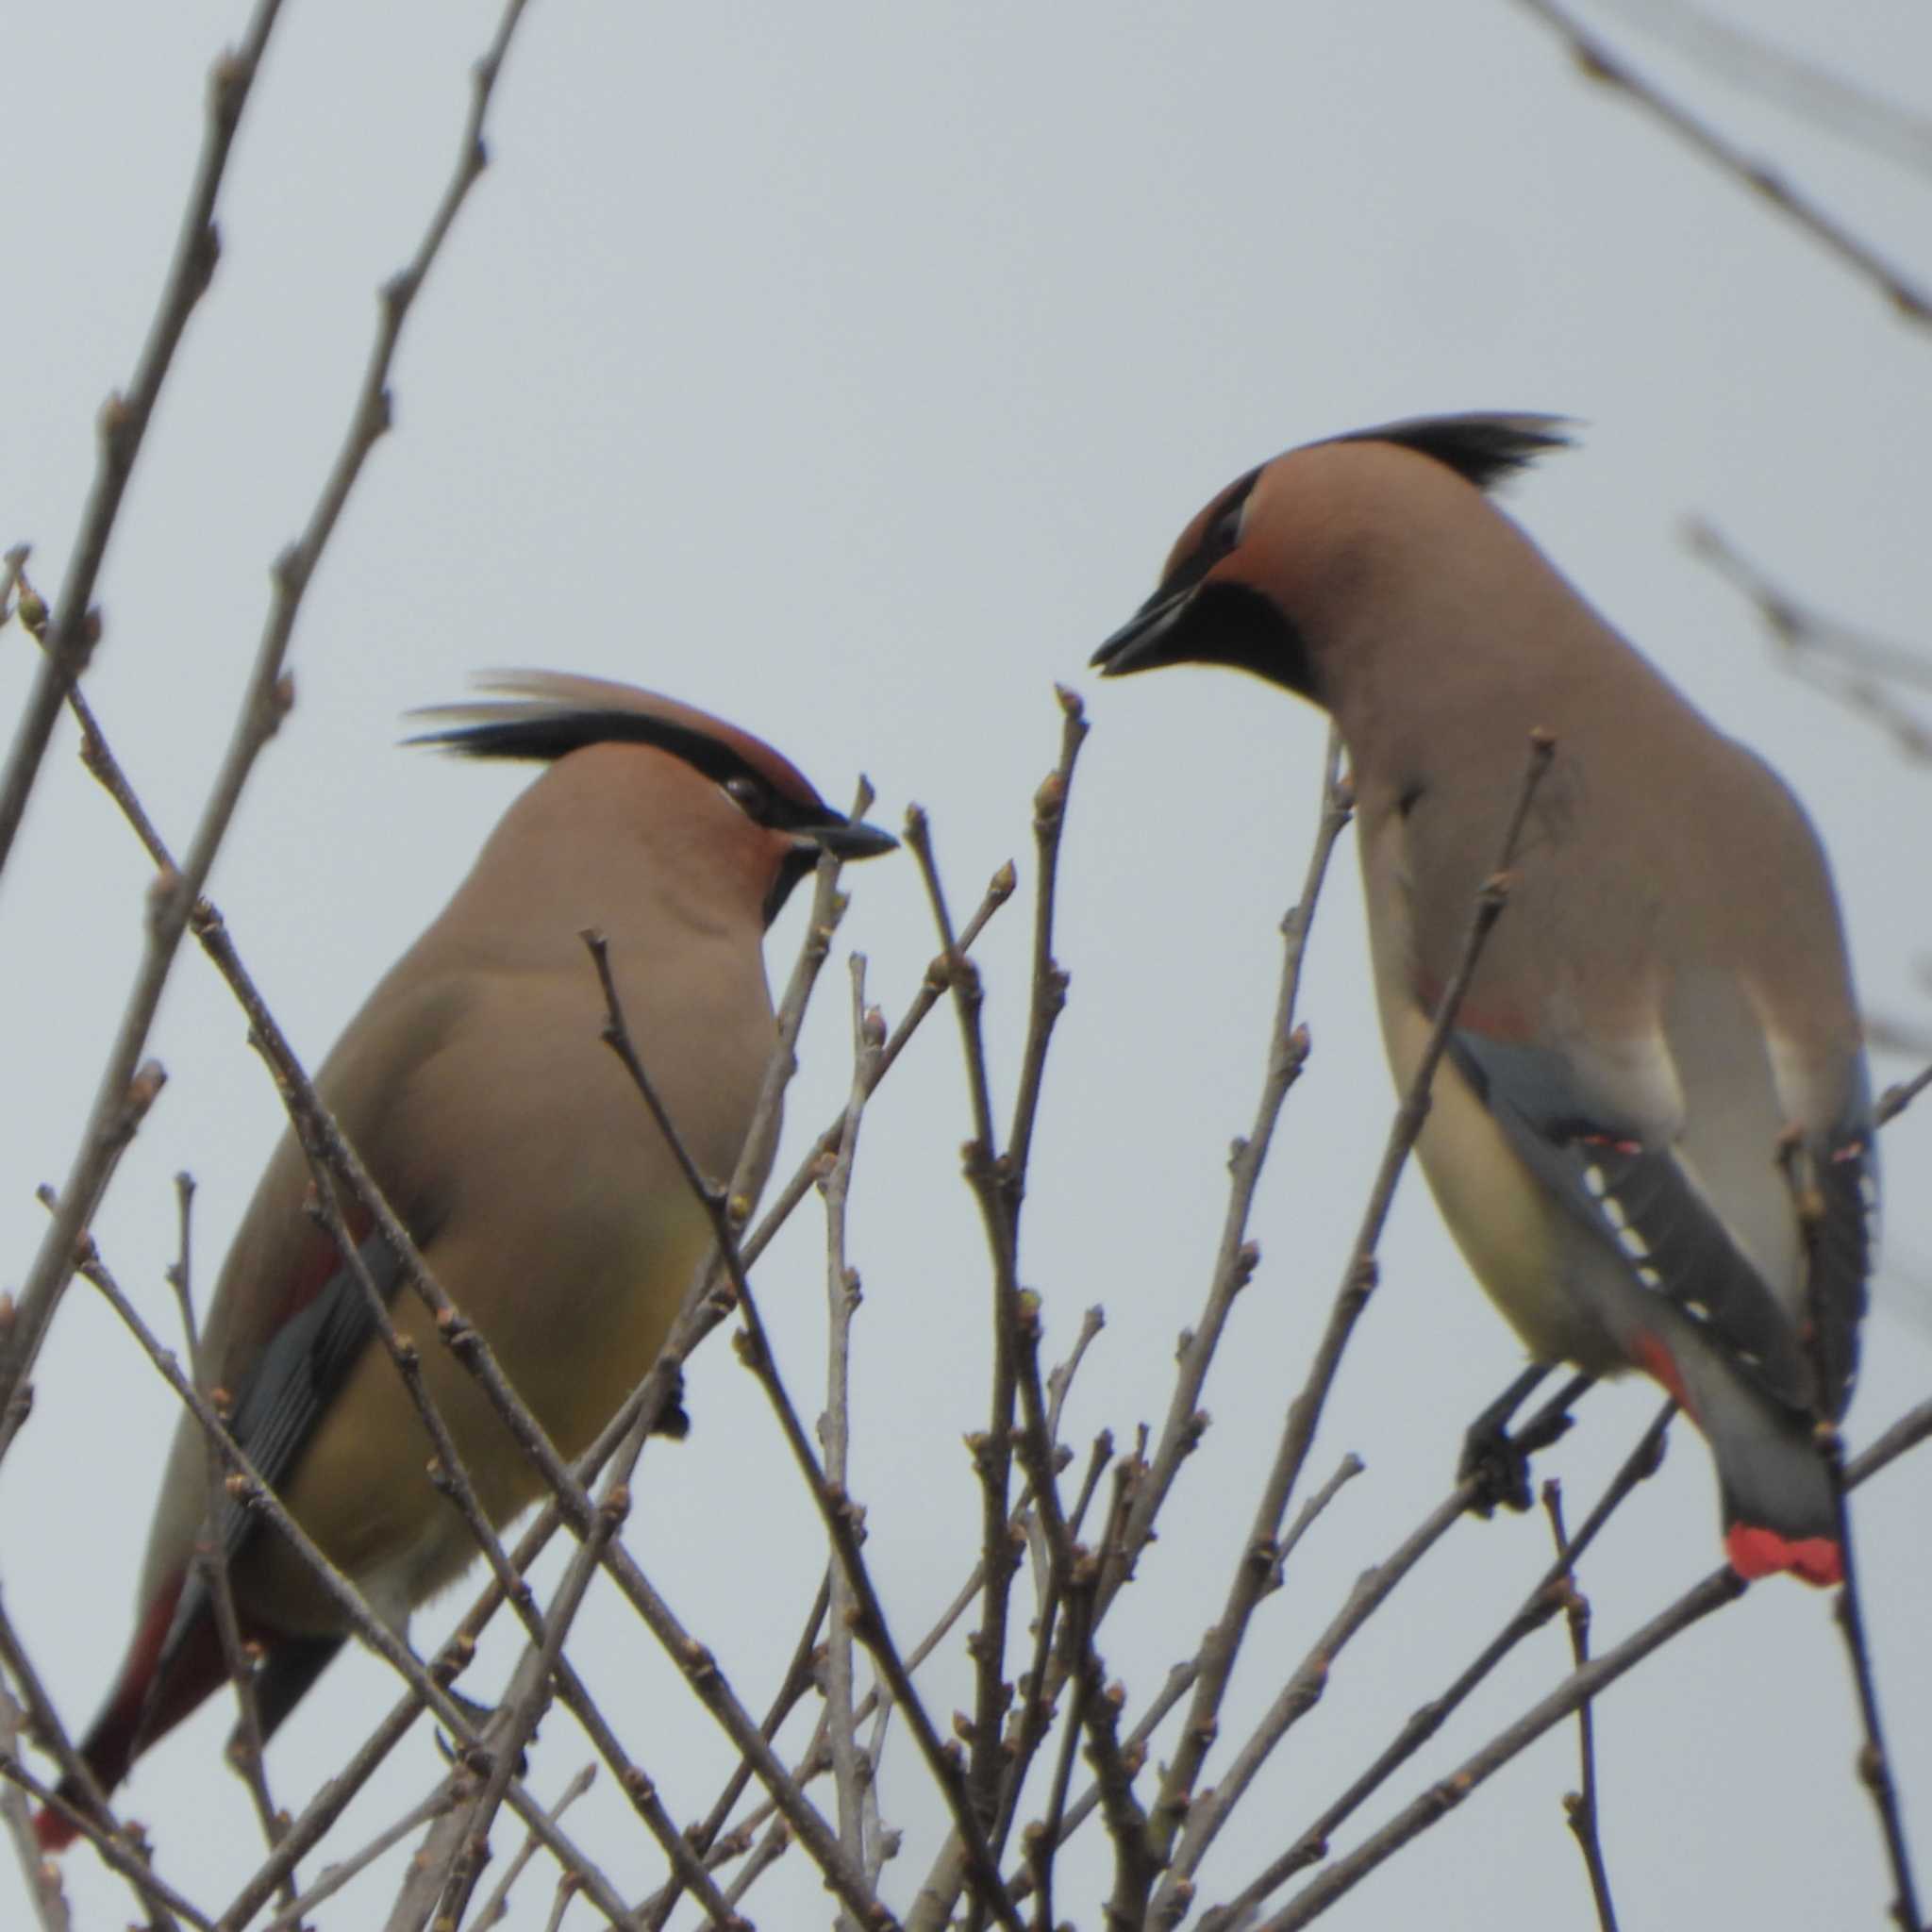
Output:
[
  {"left": 1203, "top": 1397, "right": 1673, "bottom": 1930},
  {"left": 1255, "top": 1566, "right": 1747, "bottom": 1929},
  {"left": 824, "top": 957, "right": 887, "bottom": 1919},
  {"left": 1686, "top": 519, "right": 1932, "bottom": 760},
  {"left": 1149, "top": 733, "right": 1557, "bottom": 1907},
  {"left": 258, "top": 1790, "right": 457, "bottom": 1932},
  {"left": 0, "top": 0, "right": 529, "bottom": 1466},
  {"left": 1779, "top": 1135, "right": 1922, "bottom": 1931},
  {"left": 163, "top": 1172, "right": 290, "bottom": 1887},
  {"left": 1542, "top": 1483, "right": 1619, "bottom": 1932},
  {"left": 0, "top": 1755, "right": 208, "bottom": 1931},
  {"left": 0, "top": 0, "right": 283, "bottom": 880},
  {"left": 1102, "top": 729, "right": 1352, "bottom": 1613},
  {"left": 0, "top": 1682, "right": 71, "bottom": 1932},
  {"left": 1594, "top": 0, "right": 1932, "bottom": 177},
  {"left": 1507, "top": 0, "right": 1932, "bottom": 326}
]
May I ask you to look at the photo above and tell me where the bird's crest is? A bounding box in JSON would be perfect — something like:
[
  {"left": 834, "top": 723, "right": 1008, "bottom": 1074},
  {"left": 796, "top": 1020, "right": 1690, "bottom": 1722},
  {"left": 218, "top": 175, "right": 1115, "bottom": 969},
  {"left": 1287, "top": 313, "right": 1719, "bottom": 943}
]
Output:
[
  {"left": 408, "top": 672, "right": 833, "bottom": 816},
  {"left": 1328, "top": 412, "right": 1575, "bottom": 493}
]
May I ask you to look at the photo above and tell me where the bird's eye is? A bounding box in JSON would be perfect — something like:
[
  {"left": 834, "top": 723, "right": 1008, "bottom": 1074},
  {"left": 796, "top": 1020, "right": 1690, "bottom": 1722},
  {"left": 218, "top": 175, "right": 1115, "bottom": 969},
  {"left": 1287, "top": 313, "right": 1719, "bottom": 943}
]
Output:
[
  {"left": 724, "top": 774, "right": 768, "bottom": 816},
  {"left": 1204, "top": 498, "right": 1245, "bottom": 560}
]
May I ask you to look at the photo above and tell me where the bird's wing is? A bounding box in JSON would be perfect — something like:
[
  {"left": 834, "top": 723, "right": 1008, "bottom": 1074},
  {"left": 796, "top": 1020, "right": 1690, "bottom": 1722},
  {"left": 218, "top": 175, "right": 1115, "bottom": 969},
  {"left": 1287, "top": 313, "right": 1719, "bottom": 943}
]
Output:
[{"left": 1447, "top": 1028, "right": 1816, "bottom": 1411}]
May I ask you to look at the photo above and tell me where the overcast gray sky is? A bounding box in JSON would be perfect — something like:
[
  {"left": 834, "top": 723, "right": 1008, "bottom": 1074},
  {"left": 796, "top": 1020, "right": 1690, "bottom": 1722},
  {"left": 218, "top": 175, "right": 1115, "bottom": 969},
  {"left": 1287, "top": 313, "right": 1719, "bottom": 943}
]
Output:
[{"left": 6, "top": 3, "right": 1930, "bottom": 1926}]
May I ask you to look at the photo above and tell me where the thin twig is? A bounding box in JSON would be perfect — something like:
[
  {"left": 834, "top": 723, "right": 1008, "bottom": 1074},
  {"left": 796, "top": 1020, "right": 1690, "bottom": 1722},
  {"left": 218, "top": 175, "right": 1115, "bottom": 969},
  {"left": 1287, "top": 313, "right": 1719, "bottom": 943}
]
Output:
[
  {"left": 469, "top": 1765, "right": 596, "bottom": 1931},
  {"left": 592, "top": 1540, "right": 892, "bottom": 1929},
  {"left": 1686, "top": 519, "right": 1932, "bottom": 760},
  {"left": 824, "top": 957, "right": 886, "bottom": 1920},
  {"left": 1203, "top": 1396, "right": 1672, "bottom": 1931},
  {"left": 258, "top": 1790, "right": 457, "bottom": 1932},
  {"left": 163, "top": 1171, "right": 290, "bottom": 1886},
  {"left": 0, "top": 0, "right": 525, "bottom": 1464},
  {"left": 1257, "top": 1567, "right": 1747, "bottom": 1929},
  {"left": 0, "top": 547, "right": 30, "bottom": 632},
  {"left": 1507, "top": 0, "right": 1932, "bottom": 326},
  {"left": 0, "top": 1557, "right": 130, "bottom": 1867},
  {"left": 635, "top": 1579, "right": 830, "bottom": 1929},
  {"left": 1595, "top": 0, "right": 1932, "bottom": 178},
  {"left": 901, "top": 757, "right": 1107, "bottom": 1930},
  {"left": 909, "top": 700, "right": 1119, "bottom": 1930},
  {"left": 421, "top": 1450, "right": 660, "bottom": 1932},
  {"left": 588, "top": 940, "right": 1008, "bottom": 1928},
  {"left": 0, "top": 1682, "right": 71, "bottom": 1932},
  {"left": 1778, "top": 1134, "right": 1922, "bottom": 1932},
  {"left": 1875, "top": 1060, "right": 1932, "bottom": 1126},
  {"left": 1542, "top": 1483, "right": 1619, "bottom": 1932},
  {"left": 220, "top": 839, "right": 954, "bottom": 1930},
  {"left": 413, "top": 819, "right": 882, "bottom": 1926},
  {"left": 62, "top": 1228, "right": 634, "bottom": 1926},
  {"left": 1149, "top": 733, "right": 1557, "bottom": 1909},
  {"left": 0, "top": 1758, "right": 208, "bottom": 1930},
  {"left": 1101, "top": 730, "right": 1351, "bottom": 1616},
  {"left": 0, "top": 0, "right": 283, "bottom": 881}
]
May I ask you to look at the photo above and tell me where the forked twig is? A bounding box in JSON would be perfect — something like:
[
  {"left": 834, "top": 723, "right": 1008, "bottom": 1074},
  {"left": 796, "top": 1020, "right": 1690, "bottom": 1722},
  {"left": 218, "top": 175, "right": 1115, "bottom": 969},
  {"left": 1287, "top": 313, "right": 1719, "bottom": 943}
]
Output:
[{"left": 1150, "top": 732, "right": 1557, "bottom": 1910}]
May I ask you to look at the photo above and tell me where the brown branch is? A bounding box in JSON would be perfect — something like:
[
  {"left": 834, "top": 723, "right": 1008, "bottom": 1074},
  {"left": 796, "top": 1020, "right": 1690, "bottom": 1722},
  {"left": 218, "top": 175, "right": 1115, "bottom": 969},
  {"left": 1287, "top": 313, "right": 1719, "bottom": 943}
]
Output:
[
  {"left": 591, "top": 1541, "right": 892, "bottom": 1929},
  {"left": 0, "top": 1682, "right": 71, "bottom": 1932},
  {"left": 1849, "top": 1396, "right": 1932, "bottom": 1485},
  {"left": 399, "top": 824, "right": 879, "bottom": 1924},
  {"left": 257, "top": 1790, "right": 457, "bottom": 1932},
  {"left": 1203, "top": 1396, "right": 1672, "bottom": 1930},
  {"left": 693, "top": 1316, "right": 1121, "bottom": 1926},
  {"left": 0, "top": 1525, "right": 134, "bottom": 1869},
  {"left": 220, "top": 839, "right": 957, "bottom": 1929},
  {"left": 1542, "top": 1483, "right": 1619, "bottom": 1932},
  {"left": 635, "top": 1578, "right": 830, "bottom": 1929},
  {"left": 421, "top": 1459, "right": 663, "bottom": 1932},
  {"left": 0, "top": 665, "right": 933, "bottom": 1932},
  {"left": 1507, "top": 0, "right": 1932, "bottom": 326},
  {"left": 1593, "top": 0, "right": 1932, "bottom": 178},
  {"left": 19, "top": 628, "right": 740, "bottom": 1918},
  {"left": 824, "top": 958, "right": 888, "bottom": 1915},
  {"left": 1685, "top": 519, "right": 1932, "bottom": 761},
  {"left": 0, "top": 1757, "right": 207, "bottom": 1931},
  {"left": 1149, "top": 732, "right": 1557, "bottom": 1907},
  {"left": 0, "top": 547, "right": 30, "bottom": 633},
  {"left": 959, "top": 691, "right": 1089, "bottom": 1860},
  {"left": 890, "top": 699, "right": 1093, "bottom": 1931},
  {"left": 463, "top": 1765, "right": 595, "bottom": 1930},
  {"left": 900, "top": 742, "right": 1103, "bottom": 1930},
  {"left": 163, "top": 1172, "right": 290, "bottom": 1888},
  {"left": 1224, "top": 1381, "right": 1932, "bottom": 1926},
  {"left": 898, "top": 804, "right": 1024, "bottom": 1879},
  {"left": 0, "top": 0, "right": 527, "bottom": 1466},
  {"left": 0, "top": 1052, "right": 167, "bottom": 1470},
  {"left": 742, "top": 865, "right": 1015, "bottom": 1273},
  {"left": 61, "top": 1228, "right": 635, "bottom": 1926},
  {"left": 0, "top": 0, "right": 282, "bottom": 882},
  {"left": 583, "top": 933, "right": 931, "bottom": 1930},
  {"left": 1256, "top": 1566, "right": 1747, "bottom": 1929},
  {"left": 1778, "top": 1135, "right": 1922, "bottom": 1932},
  {"left": 1876, "top": 1058, "right": 1932, "bottom": 1127},
  {"left": 1101, "top": 728, "right": 1351, "bottom": 1615}
]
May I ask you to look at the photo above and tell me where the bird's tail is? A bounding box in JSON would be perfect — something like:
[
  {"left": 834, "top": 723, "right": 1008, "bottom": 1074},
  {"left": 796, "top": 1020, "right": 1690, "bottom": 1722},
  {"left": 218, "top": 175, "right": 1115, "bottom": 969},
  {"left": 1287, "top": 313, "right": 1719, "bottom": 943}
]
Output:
[{"left": 1699, "top": 1371, "right": 1841, "bottom": 1589}]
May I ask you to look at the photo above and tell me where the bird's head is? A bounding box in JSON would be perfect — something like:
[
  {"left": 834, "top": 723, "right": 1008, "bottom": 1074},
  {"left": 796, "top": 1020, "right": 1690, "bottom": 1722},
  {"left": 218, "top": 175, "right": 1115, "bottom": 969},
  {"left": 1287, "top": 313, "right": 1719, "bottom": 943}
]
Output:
[{"left": 1091, "top": 412, "right": 1574, "bottom": 703}]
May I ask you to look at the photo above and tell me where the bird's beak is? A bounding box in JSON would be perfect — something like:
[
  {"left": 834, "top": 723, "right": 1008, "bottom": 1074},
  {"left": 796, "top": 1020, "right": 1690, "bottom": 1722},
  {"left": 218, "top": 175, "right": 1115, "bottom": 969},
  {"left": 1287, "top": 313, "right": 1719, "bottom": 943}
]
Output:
[
  {"left": 801, "top": 814, "right": 899, "bottom": 862},
  {"left": 1090, "top": 580, "right": 1198, "bottom": 677}
]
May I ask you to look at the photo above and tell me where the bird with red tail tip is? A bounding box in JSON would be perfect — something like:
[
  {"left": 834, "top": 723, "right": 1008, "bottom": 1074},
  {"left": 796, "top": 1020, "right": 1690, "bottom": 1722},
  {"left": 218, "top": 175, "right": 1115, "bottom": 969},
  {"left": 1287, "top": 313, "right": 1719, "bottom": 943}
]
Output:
[
  {"left": 1091, "top": 413, "right": 1875, "bottom": 1589},
  {"left": 35, "top": 675, "right": 895, "bottom": 1852}
]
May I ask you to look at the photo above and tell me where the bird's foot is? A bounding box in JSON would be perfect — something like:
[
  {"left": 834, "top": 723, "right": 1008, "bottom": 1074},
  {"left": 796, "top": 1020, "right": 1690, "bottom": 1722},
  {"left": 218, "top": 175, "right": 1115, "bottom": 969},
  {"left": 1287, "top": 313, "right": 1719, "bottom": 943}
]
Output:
[
  {"left": 1459, "top": 1414, "right": 1536, "bottom": 1517},
  {"left": 431, "top": 1690, "right": 529, "bottom": 1779}
]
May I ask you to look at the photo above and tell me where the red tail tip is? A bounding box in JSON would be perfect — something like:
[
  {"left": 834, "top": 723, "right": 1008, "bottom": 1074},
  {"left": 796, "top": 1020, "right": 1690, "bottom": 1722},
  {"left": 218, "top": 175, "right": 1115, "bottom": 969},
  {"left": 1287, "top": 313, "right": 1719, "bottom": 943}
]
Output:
[
  {"left": 32, "top": 1803, "right": 79, "bottom": 1854},
  {"left": 1725, "top": 1523, "right": 1842, "bottom": 1588}
]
